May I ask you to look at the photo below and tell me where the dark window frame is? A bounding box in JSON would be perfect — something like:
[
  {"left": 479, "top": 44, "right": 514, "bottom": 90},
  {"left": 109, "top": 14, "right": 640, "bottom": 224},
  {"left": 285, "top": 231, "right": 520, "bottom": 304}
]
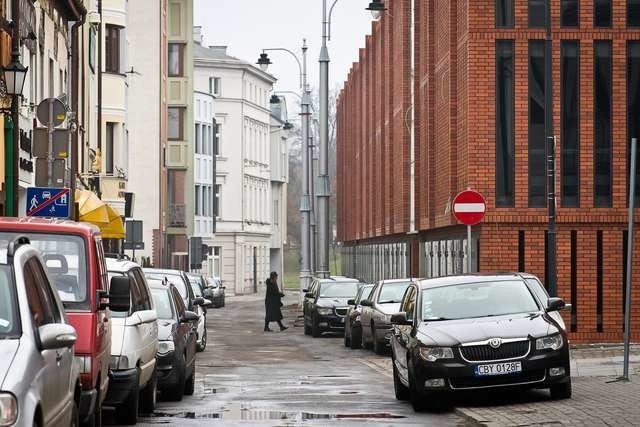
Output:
[
  {"left": 628, "top": 41, "right": 640, "bottom": 206},
  {"left": 168, "top": 107, "right": 185, "bottom": 141},
  {"left": 496, "top": 40, "right": 516, "bottom": 207},
  {"left": 561, "top": 0, "right": 579, "bottom": 27},
  {"left": 105, "top": 24, "right": 122, "bottom": 74},
  {"left": 629, "top": 0, "right": 640, "bottom": 27},
  {"left": 528, "top": 0, "right": 546, "bottom": 28},
  {"left": 595, "top": 0, "right": 612, "bottom": 27},
  {"left": 561, "top": 41, "right": 580, "bottom": 207},
  {"left": 168, "top": 43, "right": 184, "bottom": 77},
  {"left": 594, "top": 40, "right": 612, "bottom": 207},
  {"left": 528, "top": 40, "right": 547, "bottom": 207},
  {"left": 495, "top": 0, "right": 514, "bottom": 28}
]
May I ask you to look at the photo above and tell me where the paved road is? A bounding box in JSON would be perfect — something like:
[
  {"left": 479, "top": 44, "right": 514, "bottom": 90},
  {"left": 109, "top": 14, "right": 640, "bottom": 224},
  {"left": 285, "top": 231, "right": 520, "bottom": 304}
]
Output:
[{"left": 130, "top": 294, "right": 464, "bottom": 426}]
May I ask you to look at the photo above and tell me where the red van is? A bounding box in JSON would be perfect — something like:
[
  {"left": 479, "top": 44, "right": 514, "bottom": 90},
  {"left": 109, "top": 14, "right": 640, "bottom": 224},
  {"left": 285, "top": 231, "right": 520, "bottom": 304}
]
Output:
[{"left": 0, "top": 218, "right": 123, "bottom": 427}]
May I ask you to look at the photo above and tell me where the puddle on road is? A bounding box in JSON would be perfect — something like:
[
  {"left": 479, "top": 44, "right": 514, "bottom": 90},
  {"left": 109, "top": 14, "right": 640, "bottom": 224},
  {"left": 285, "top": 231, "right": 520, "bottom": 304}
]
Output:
[{"left": 148, "top": 408, "right": 406, "bottom": 422}]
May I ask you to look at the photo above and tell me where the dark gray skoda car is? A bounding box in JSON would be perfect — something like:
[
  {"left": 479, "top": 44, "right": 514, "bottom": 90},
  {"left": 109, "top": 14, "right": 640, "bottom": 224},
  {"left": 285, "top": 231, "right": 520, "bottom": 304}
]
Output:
[{"left": 390, "top": 273, "right": 571, "bottom": 411}]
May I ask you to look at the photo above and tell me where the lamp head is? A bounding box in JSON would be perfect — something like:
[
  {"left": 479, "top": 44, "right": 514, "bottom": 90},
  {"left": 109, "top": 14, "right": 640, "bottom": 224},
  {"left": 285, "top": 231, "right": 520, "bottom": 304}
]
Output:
[{"left": 257, "top": 53, "right": 272, "bottom": 71}]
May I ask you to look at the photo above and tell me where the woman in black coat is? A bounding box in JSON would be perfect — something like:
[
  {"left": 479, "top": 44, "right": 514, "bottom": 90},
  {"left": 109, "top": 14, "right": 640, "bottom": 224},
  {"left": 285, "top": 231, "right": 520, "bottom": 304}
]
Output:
[{"left": 264, "top": 271, "right": 288, "bottom": 332}]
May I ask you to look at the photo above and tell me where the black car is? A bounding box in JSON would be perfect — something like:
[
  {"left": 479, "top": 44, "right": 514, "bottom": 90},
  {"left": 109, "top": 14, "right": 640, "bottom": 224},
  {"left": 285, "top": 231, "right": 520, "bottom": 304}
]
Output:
[
  {"left": 390, "top": 273, "right": 571, "bottom": 411},
  {"left": 144, "top": 268, "right": 204, "bottom": 313},
  {"left": 303, "top": 277, "right": 361, "bottom": 337},
  {"left": 148, "top": 278, "right": 199, "bottom": 402},
  {"left": 344, "top": 284, "right": 375, "bottom": 349}
]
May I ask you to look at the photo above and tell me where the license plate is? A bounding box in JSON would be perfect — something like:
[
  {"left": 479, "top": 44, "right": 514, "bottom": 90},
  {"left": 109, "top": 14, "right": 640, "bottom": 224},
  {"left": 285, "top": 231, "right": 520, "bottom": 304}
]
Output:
[{"left": 475, "top": 361, "right": 522, "bottom": 376}]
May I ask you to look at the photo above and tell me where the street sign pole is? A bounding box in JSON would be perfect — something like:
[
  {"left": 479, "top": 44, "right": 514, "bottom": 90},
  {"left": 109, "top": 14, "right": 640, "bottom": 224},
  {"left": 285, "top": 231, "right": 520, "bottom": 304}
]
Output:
[
  {"left": 467, "top": 224, "right": 472, "bottom": 273},
  {"left": 623, "top": 137, "right": 637, "bottom": 381},
  {"left": 47, "top": 98, "right": 54, "bottom": 187}
]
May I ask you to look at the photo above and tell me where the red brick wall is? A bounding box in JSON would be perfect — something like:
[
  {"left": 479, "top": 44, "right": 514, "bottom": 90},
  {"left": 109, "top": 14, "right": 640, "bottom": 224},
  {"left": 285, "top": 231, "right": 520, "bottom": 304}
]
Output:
[{"left": 336, "top": 0, "right": 640, "bottom": 342}]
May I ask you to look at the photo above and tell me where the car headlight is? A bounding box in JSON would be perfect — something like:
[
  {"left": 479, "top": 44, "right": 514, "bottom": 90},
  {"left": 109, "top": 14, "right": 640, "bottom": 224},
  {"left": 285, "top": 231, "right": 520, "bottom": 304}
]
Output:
[
  {"left": 74, "top": 355, "right": 92, "bottom": 374},
  {"left": 419, "top": 347, "right": 454, "bottom": 362},
  {"left": 109, "top": 355, "right": 130, "bottom": 370},
  {"left": 158, "top": 341, "right": 175, "bottom": 355},
  {"left": 0, "top": 393, "right": 18, "bottom": 427},
  {"left": 317, "top": 308, "right": 333, "bottom": 315},
  {"left": 536, "top": 334, "right": 564, "bottom": 351}
]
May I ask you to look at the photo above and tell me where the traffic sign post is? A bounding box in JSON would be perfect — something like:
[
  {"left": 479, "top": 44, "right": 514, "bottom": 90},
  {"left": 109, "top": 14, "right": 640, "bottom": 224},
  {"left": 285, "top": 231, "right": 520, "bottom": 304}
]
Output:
[
  {"left": 26, "top": 187, "right": 70, "bottom": 218},
  {"left": 452, "top": 189, "right": 487, "bottom": 273}
]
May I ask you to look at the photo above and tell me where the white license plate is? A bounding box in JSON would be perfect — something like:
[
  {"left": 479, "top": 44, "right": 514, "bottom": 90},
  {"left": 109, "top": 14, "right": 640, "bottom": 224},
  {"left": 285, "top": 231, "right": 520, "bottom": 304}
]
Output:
[{"left": 475, "top": 361, "right": 522, "bottom": 376}]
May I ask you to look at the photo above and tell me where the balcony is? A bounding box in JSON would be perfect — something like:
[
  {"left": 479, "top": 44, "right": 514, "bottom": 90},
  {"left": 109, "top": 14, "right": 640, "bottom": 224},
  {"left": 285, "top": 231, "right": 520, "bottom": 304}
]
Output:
[{"left": 169, "top": 203, "right": 186, "bottom": 227}]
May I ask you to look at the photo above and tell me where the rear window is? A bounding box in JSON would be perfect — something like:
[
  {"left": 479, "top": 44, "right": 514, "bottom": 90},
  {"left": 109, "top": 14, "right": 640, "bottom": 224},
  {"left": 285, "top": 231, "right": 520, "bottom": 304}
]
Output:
[
  {"left": 144, "top": 272, "right": 188, "bottom": 305},
  {"left": 0, "top": 233, "right": 89, "bottom": 311},
  {"left": 0, "top": 266, "right": 20, "bottom": 338}
]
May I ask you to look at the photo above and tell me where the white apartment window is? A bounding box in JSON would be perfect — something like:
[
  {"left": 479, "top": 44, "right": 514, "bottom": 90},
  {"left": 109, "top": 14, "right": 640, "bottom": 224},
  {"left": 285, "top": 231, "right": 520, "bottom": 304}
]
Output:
[
  {"left": 168, "top": 43, "right": 184, "bottom": 77},
  {"left": 195, "top": 123, "right": 201, "bottom": 154},
  {"left": 212, "top": 246, "right": 222, "bottom": 277},
  {"left": 273, "top": 200, "right": 279, "bottom": 226},
  {"left": 214, "top": 123, "right": 221, "bottom": 156},
  {"left": 214, "top": 184, "right": 221, "bottom": 218},
  {"left": 195, "top": 185, "right": 202, "bottom": 216},
  {"left": 168, "top": 107, "right": 184, "bottom": 140},
  {"left": 209, "top": 77, "right": 221, "bottom": 96}
]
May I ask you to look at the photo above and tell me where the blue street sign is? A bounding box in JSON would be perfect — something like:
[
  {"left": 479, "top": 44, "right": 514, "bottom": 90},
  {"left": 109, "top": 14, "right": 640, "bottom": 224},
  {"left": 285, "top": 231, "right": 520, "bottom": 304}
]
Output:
[{"left": 26, "top": 187, "right": 71, "bottom": 218}]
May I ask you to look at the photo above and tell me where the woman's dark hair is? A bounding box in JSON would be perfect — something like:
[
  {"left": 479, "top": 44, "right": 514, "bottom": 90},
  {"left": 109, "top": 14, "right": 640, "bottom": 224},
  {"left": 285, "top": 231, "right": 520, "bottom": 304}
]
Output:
[{"left": 270, "top": 271, "right": 278, "bottom": 279}]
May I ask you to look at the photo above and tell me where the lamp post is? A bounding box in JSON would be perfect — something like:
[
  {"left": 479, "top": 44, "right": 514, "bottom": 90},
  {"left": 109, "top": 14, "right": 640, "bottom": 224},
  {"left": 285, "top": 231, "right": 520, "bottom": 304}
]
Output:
[
  {"left": 317, "top": 0, "right": 386, "bottom": 278},
  {"left": 3, "top": 18, "right": 29, "bottom": 216},
  {"left": 257, "top": 40, "right": 313, "bottom": 294}
]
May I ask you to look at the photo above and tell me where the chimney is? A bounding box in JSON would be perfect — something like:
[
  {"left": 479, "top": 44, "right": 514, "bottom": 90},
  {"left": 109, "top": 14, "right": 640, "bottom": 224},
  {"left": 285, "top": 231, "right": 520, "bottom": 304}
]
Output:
[
  {"left": 193, "top": 26, "right": 203, "bottom": 45},
  {"left": 209, "top": 46, "right": 228, "bottom": 56}
]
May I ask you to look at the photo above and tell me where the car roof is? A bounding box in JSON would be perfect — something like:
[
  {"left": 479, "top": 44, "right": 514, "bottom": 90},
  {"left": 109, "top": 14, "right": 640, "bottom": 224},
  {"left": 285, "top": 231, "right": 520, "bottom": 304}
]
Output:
[
  {"left": 418, "top": 273, "right": 526, "bottom": 289},
  {"left": 147, "top": 278, "right": 171, "bottom": 290},
  {"left": 144, "top": 268, "right": 184, "bottom": 276},
  {"left": 316, "top": 276, "right": 360, "bottom": 283},
  {"left": 0, "top": 217, "right": 100, "bottom": 235},
  {"left": 106, "top": 257, "right": 141, "bottom": 273},
  {"left": 379, "top": 278, "right": 420, "bottom": 285}
]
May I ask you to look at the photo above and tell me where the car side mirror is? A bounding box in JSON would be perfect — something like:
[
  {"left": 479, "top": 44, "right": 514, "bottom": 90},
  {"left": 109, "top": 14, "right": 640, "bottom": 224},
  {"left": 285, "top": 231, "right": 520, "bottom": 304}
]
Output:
[
  {"left": 390, "top": 312, "right": 413, "bottom": 325},
  {"left": 302, "top": 288, "right": 309, "bottom": 293},
  {"left": 194, "top": 297, "right": 205, "bottom": 306},
  {"left": 108, "top": 276, "right": 132, "bottom": 312},
  {"left": 39, "top": 323, "right": 77, "bottom": 350},
  {"left": 181, "top": 310, "right": 200, "bottom": 323},
  {"left": 203, "top": 298, "right": 213, "bottom": 308},
  {"left": 347, "top": 299, "right": 356, "bottom": 306},
  {"left": 305, "top": 292, "right": 314, "bottom": 299},
  {"left": 546, "top": 297, "right": 569, "bottom": 312},
  {"left": 360, "top": 299, "right": 372, "bottom": 307}
]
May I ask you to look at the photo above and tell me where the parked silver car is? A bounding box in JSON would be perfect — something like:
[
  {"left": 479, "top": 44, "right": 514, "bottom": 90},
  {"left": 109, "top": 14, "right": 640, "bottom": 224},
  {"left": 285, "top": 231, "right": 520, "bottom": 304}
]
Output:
[
  {"left": 0, "top": 236, "right": 80, "bottom": 427},
  {"left": 205, "top": 276, "right": 226, "bottom": 308}
]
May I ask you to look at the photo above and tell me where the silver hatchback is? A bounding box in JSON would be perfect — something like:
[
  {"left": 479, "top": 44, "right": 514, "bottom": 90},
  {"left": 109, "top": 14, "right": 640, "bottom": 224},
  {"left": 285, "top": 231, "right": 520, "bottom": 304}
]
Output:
[{"left": 0, "top": 237, "right": 79, "bottom": 427}]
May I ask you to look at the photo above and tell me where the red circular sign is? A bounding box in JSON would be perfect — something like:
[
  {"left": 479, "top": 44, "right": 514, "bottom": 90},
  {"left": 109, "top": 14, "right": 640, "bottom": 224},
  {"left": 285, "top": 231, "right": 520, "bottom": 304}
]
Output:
[{"left": 452, "top": 190, "right": 486, "bottom": 226}]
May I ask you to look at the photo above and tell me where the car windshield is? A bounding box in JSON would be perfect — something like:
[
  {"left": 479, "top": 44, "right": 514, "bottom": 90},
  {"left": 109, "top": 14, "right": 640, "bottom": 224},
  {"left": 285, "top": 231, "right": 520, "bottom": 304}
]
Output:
[
  {"left": 0, "top": 266, "right": 19, "bottom": 338},
  {"left": 421, "top": 280, "right": 540, "bottom": 321},
  {"left": 145, "top": 272, "right": 188, "bottom": 304},
  {"left": 356, "top": 286, "right": 373, "bottom": 303},
  {"left": 190, "top": 282, "right": 203, "bottom": 297},
  {"left": 378, "top": 281, "right": 411, "bottom": 304},
  {"left": 319, "top": 281, "right": 360, "bottom": 298},
  {"left": 151, "top": 288, "right": 174, "bottom": 320},
  {"left": 0, "top": 232, "right": 89, "bottom": 310}
]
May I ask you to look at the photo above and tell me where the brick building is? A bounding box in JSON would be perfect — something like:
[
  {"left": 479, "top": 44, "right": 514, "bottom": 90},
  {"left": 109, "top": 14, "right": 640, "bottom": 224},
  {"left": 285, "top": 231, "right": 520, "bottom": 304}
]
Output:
[{"left": 336, "top": 0, "right": 640, "bottom": 343}]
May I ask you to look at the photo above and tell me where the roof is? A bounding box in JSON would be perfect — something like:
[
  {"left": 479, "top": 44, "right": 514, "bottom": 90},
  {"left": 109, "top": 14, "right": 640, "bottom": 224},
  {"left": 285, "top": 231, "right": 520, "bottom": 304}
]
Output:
[
  {"left": 144, "top": 268, "right": 183, "bottom": 276},
  {"left": 194, "top": 44, "right": 277, "bottom": 84},
  {"left": 316, "top": 276, "right": 360, "bottom": 284},
  {"left": 418, "top": 273, "right": 526, "bottom": 289},
  {"left": 106, "top": 257, "right": 141, "bottom": 273},
  {"left": 379, "top": 278, "right": 420, "bottom": 285},
  {"left": 147, "top": 278, "right": 171, "bottom": 290},
  {"left": 0, "top": 217, "right": 100, "bottom": 236}
]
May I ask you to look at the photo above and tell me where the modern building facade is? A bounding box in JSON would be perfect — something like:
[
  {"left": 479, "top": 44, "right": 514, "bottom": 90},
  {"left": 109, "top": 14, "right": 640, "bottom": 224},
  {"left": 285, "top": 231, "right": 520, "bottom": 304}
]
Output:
[
  {"left": 336, "top": 0, "right": 640, "bottom": 343},
  {"left": 193, "top": 33, "right": 276, "bottom": 294},
  {"left": 269, "top": 96, "right": 290, "bottom": 277}
]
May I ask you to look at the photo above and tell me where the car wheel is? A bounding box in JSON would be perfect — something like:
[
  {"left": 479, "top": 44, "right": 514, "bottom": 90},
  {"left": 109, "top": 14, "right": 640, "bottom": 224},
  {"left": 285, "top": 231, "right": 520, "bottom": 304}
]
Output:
[
  {"left": 372, "top": 325, "right": 386, "bottom": 355},
  {"left": 118, "top": 370, "right": 139, "bottom": 425},
  {"left": 550, "top": 380, "right": 572, "bottom": 399},
  {"left": 197, "top": 326, "right": 207, "bottom": 352},
  {"left": 82, "top": 386, "right": 102, "bottom": 427},
  {"left": 184, "top": 359, "right": 196, "bottom": 396},
  {"left": 393, "top": 360, "right": 410, "bottom": 401},
  {"left": 140, "top": 368, "right": 157, "bottom": 414},
  {"left": 350, "top": 326, "right": 362, "bottom": 349},
  {"left": 164, "top": 354, "right": 186, "bottom": 402},
  {"left": 311, "top": 314, "right": 321, "bottom": 338}
]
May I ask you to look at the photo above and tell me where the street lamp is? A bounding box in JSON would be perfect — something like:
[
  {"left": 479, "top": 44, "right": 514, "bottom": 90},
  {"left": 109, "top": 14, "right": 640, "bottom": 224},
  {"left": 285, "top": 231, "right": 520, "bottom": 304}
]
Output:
[
  {"left": 365, "top": 0, "right": 386, "bottom": 20},
  {"left": 2, "top": 59, "right": 28, "bottom": 96},
  {"left": 257, "top": 53, "right": 272, "bottom": 71}
]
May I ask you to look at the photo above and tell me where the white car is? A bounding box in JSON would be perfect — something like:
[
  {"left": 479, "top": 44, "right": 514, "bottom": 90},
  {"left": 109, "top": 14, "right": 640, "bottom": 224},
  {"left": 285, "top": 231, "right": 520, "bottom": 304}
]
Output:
[
  {"left": 105, "top": 257, "right": 158, "bottom": 425},
  {"left": 187, "top": 274, "right": 210, "bottom": 352},
  {"left": 0, "top": 236, "right": 80, "bottom": 427}
]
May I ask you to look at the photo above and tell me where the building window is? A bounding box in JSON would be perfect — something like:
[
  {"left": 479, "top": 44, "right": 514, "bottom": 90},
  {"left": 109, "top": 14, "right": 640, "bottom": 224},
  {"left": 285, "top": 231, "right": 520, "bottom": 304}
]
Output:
[
  {"left": 629, "top": 0, "right": 640, "bottom": 27},
  {"left": 628, "top": 42, "right": 640, "bottom": 206},
  {"left": 168, "top": 107, "right": 184, "bottom": 140},
  {"left": 498, "top": 0, "right": 515, "bottom": 27},
  {"left": 214, "top": 184, "right": 221, "bottom": 218},
  {"left": 48, "top": 59, "right": 54, "bottom": 98},
  {"left": 561, "top": 0, "right": 578, "bottom": 27},
  {"left": 209, "top": 77, "right": 221, "bottom": 96},
  {"left": 105, "top": 24, "right": 121, "bottom": 73},
  {"left": 528, "top": 0, "right": 545, "bottom": 27},
  {"left": 195, "top": 123, "right": 202, "bottom": 154},
  {"left": 528, "top": 40, "right": 546, "bottom": 207},
  {"left": 273, "top": 200, "right": 279, "bottom": 226},
  {"left": 168, "top": 43, "right": 184, "bottom": 77},
  {"left": 594, "top": 41, "right": 612, "bottom": 207},
  {"left": 595, "top": 0, "right": 612, "bottom": 27},
  {"left": 212, "top": 246, "right": 222, "bottom": 277},
  {"left": 561, "top": 41, "right": 579, "bottom": 207},
  {"left": 496, "top": 40, "right": 515, "bottom": 207},
  {"left": 106, "top": 122, "right": 115, "bottom": 175},
  {"left": 214, "top": 123, "right": 221, "bottom": 156},
  {"left": 195, "top": 185, "right": 202, "bottom": 216}
]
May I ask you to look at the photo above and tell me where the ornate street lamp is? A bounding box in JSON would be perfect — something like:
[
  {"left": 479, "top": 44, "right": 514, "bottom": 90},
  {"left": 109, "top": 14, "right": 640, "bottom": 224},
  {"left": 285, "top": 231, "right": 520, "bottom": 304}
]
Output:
[
  {"left": 2, "top": 58, "right": 28, "bottom": 96},
  {"left": 366, "top": 0, "right": 386, "bottom": 20},
  {"left": 256, "top": 53, "right": 272, "bottom": 71}
]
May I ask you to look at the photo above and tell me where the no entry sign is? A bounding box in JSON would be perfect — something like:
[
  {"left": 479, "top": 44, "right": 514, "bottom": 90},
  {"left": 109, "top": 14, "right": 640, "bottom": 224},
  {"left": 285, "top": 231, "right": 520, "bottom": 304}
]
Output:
[{"left": 452, "top": 190, "right": 486, "bottom": 226}]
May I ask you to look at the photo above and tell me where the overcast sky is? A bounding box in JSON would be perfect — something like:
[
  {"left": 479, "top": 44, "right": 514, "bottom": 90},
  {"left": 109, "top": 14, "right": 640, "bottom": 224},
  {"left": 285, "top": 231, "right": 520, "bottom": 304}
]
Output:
[{"left": 194, "top": 0, "right": 375, "bottom": 115}]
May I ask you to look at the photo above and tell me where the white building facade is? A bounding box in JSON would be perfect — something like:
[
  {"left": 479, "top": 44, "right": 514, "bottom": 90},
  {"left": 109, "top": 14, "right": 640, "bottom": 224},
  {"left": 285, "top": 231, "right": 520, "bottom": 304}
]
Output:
[
  {"left": 269, "top": 97, "right": 289, "bottom": 277},
  {"left": 193, "top": 29, "right": 276, "bottom": 294},
  {"left": 193, "top": 90, "right": 215, "bottom": 250}
]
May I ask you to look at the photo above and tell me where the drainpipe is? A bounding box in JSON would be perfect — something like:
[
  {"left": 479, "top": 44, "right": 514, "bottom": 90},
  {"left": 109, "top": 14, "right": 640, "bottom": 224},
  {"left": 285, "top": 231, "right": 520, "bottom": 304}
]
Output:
[
  {"left": 70, "top": 15, "right": 85, "bottom": 220},
  {"left": 97, "top": 0, "right": 102, "bottom": 166}
]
